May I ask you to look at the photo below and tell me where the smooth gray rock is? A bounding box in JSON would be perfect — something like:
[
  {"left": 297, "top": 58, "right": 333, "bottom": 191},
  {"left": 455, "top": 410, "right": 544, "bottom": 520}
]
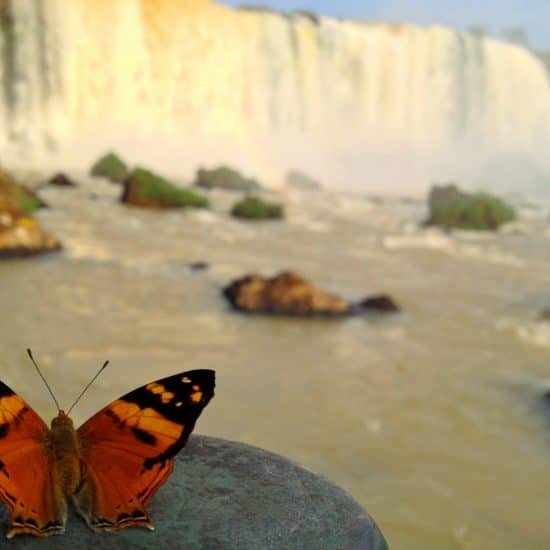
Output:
[{"left": 0, "top": 435, "right": 388, "bottom": 549}]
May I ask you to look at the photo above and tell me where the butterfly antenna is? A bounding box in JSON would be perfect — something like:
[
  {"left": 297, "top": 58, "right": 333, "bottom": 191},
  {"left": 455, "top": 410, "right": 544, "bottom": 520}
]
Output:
[
  {"left": 27, "top": 348, "right": 62, "bottom": 413},
  {"left": 66, "top": 360, "right": 109, "bottom": 415}
]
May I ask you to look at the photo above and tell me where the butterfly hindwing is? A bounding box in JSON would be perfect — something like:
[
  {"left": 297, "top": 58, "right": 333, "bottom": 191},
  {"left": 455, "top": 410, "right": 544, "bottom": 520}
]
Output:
[
  {"left": 0, "top": 381, "right": 67, "bottom": 538},
  {"left": 74, "top": 369, "right": 215, "bottom": 531}
]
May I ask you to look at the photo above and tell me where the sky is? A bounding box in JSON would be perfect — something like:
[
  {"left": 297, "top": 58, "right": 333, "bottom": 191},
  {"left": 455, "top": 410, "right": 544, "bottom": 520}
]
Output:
[{"left": 219, "top": 0, "right": 550, "bottom": 50}]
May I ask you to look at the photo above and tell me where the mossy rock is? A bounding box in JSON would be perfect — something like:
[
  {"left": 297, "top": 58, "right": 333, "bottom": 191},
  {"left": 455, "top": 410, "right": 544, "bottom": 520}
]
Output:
[
  {"left": 121, "top": 168, "right": 209, "bottom": 209},
  {"left": 230, "top": 196, "right": 284, "bottom": 220},
  {"left": 0, "top": 170, "right": 44, "bottom": 216},
  {"left": 90, "top": 152, "right": 129, "bottom": 182},
  {"left": 195, "top": 166, "right": 261, "bottom": 192},
  {"left": 0, "top": 169, "right": 60, "bottom": 257},
  {"left": 426, "top": 184, "right": 516, "bottom": 230}
]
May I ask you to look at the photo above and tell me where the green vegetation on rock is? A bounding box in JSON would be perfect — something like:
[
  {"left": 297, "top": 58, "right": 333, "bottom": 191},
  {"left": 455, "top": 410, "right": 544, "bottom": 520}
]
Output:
[
  {"left": 426, "top": 184, "right": 516, "bottom": 230},
  {"left": 13, "top": 185, "right": 41, "bottom": 215},
  {"left": 0, "top": 169, "right": 42, "bottom": 216},
  {"left": 231, "top": 196, "right": 284, "bottom": 220},
  {"left": 195, "top": 166, "right": 261, "bottom": 192},
  {"left": 126, "top": 167, "right": 209, "bottom": 208},
  {"left": 90, "top": 152, "right": 129, "bottom": 182}
]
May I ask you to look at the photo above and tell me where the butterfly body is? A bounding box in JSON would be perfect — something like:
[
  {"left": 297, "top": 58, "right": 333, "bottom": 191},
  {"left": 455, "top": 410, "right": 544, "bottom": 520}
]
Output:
[
  {"left": 0, "top": 369, "right": 215, "bottom": 538},
  {"left": 47, "top": 413, "right": 81, "bottom": 496}
]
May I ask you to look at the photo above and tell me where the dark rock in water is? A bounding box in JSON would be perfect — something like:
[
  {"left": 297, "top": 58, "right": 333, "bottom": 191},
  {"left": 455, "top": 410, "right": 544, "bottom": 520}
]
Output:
[
  {"left": 223, "top": 271, "right": 351, "bottom": 316},
  {"left": 0, "top": 169, "right": 60, "bottom": 258},
  {"left": 49, "top": 173, "right": 77, "bottom": 187},
  {"left": 425, "top": 183, "right": 516, "bottom": 231},
  {"left": 286, "top": 169, "right": 322, "bottom": 190},
  {"left": 224, "top": 271, "right": 401, "bottom": 318},
  {"left": 357, "top": 294, "right": 400, "bottom": 313},
  {"left": 194, "top": 165, "right": 261, "bottom": 192},
  {"left": 121, "top": 167, "right": 209, "bottom": 209},
  {"left": 188, "top": 262, "right": 209, "bottom": 272},
  {"left": 539, "top": 308, "right": 550, "bottom": 321}
]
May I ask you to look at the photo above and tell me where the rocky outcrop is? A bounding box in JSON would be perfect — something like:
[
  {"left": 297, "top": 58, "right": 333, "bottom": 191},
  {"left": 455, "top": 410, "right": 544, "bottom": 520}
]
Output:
[
  {"left": 223, "top": 271, "right": 400, "bottom": 317},
  {"left": 0, "top": 215, "right": 61, "bottom": 258},
  {"left": 0, "top": 170, "right": 61, "bottom": 258},
  {"left": 121, "top": 168, "right": 209, "bottom": 209},
  {"left": 49, "top": 173, "right": 77, "bottom": 187},
  {"left": 90, "top": 152, "right": 129, "bottom": 182},
  {"left": 425, "top": 184, "right": 516, "bottom": 230},
  {"left": 223, "top": 272, "right": 350, "bottom": 316},
  {"left": 230, "top": 196, "right": 284, "bottom": 220},
  {"left": 195, "top": 166, "right": 261, "bottom": 192},
  {"left": 356, "top": 294, "right": 400, "bottom": 313}
]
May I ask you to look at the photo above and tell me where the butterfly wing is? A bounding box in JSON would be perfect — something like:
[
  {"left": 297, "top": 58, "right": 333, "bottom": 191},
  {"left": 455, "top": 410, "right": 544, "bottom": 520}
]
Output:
[
  {"left": 0, "top": 381, "right": 68, "bottom": 538},
  {"left": 74, "top": 369, "right": 215, "bottom": 532}
]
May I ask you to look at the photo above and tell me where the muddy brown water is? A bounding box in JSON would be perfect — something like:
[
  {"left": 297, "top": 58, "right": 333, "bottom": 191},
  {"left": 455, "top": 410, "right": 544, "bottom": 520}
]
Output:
[{"left": 0, "top": 176, "right": 549, "bottom": 549}]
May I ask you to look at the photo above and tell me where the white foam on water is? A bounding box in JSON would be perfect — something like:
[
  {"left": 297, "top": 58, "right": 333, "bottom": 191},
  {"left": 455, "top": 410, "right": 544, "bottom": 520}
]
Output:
[{"left": 496, "top": 318, "right": 550, "bottom": 349}]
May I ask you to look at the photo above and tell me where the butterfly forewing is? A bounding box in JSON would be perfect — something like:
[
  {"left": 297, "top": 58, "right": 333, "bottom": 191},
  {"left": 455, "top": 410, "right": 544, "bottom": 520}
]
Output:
[{"left": 74, "top": 369, "right": 215, "bottom": 531}]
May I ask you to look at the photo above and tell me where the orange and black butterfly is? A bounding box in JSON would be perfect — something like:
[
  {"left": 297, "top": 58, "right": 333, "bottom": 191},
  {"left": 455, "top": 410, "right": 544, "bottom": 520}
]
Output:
[{"left": 0, "top": 351, "right": 215, "bottom": 538}]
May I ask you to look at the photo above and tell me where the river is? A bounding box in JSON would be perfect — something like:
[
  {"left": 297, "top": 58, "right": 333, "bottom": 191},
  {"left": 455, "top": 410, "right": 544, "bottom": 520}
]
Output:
[{"left": 1, "top": 174, "right": 549, "bottom": 549}]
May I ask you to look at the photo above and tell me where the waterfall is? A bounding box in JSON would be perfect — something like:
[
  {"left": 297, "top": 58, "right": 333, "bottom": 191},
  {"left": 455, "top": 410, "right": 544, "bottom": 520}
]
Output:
[{"left": 1, "top": 0, "right": 549, "bottom": 191}]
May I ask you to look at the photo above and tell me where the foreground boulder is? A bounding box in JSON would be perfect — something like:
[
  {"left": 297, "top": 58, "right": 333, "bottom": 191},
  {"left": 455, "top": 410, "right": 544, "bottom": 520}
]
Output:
[
  {"left": 231, "top": 196, "right": 284, "bottom": 220},
  {"left": 223, "top": 271, "right": 400, "bottom": 317},
  {"left": 121, "top": 167, "right": 209, "bottom": 209},
  {"left": 0, "top": 170, "right": 61, "bottom": 258},
  {"left": 426, "top": 184, "right": 516, "bottom": 230},
  {"left": 90, "top": 151, "right": 129, "bottom": 182},
  {"left": 195, "top": 165, "right": 261, "bottom": 192}
]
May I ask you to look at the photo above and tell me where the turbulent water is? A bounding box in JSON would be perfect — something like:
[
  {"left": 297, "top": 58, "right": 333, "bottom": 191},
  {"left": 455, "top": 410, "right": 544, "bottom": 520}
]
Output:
[
  {"left": 1, "top": 0, "right": 550, "bottom": 188},
  {"left": 0, "top": 176, "right": 549, "bottom": 549}
]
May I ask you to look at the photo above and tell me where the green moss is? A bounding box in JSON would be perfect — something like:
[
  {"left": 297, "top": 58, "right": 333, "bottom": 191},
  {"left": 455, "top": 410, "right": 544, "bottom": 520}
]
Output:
[
  {"left": 427, "top": 186, "right": 516, "bottom": 230},
  {"left": 12, "top": 185, "right": 41, "bottom": 216},
  {"left": 131, "top": 167, "right": 209, "bottom": 208},
  {"left": 195, "top": 166, "right": 261, "bottom": 192},
  {"left": 231, "top": 196, "right": 284, "bottom": 220},
  {"left": 90, "top": 152, "right": 129, "bottom": 182}
]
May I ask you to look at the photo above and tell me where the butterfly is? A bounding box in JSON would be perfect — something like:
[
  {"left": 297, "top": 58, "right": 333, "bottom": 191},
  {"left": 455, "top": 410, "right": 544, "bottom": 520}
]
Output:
[{"left": 0, "top": 352, "right": 215, "bottom": 538}]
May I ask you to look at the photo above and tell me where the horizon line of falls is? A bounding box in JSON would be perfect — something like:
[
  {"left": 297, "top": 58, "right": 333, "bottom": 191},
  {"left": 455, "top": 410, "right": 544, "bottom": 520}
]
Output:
[{"left": 1, "top": 0, "right": 550, "bottom": 191}]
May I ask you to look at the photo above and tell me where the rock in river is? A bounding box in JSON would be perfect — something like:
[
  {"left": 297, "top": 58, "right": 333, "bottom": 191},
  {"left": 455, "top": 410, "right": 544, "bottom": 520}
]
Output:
[
  {"left": 0, "top": 170, "right": 61, "bottom": 258},
  {"left": 223, "top": 271, "right": 344, "bottom": 316}
]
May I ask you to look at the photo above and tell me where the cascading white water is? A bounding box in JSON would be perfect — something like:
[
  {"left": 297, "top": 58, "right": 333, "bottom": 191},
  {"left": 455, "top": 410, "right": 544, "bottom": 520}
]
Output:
[{"left": 1, "top": 0, "right": 549, "bottom": 190}]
